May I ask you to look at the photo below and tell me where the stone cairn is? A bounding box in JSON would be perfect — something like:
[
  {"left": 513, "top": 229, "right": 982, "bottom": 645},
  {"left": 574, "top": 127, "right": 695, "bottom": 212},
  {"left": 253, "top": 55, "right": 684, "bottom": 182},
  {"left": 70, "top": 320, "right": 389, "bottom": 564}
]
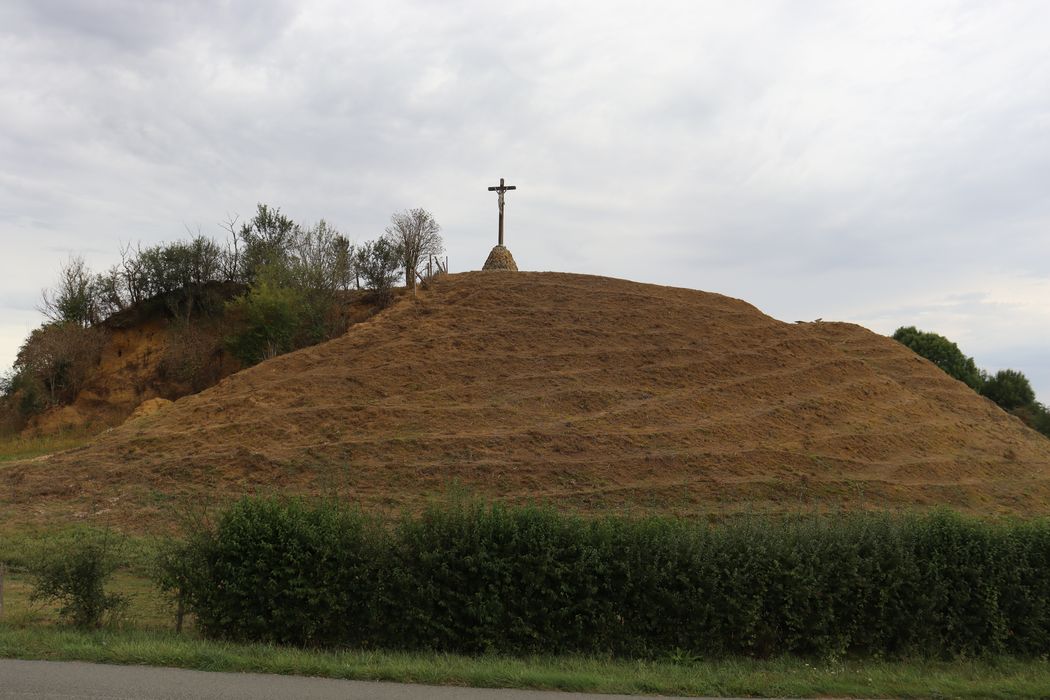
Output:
[{"left": 483, "top": 244, "right": 518, "bottom": 271}]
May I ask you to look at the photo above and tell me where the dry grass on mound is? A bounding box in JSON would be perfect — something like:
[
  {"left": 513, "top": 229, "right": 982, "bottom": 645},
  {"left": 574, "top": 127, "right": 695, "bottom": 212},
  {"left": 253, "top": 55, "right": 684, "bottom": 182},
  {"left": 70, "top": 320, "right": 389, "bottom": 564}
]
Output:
[{"left": 4, "top": 271, "right": 1050, "bottom": 531}]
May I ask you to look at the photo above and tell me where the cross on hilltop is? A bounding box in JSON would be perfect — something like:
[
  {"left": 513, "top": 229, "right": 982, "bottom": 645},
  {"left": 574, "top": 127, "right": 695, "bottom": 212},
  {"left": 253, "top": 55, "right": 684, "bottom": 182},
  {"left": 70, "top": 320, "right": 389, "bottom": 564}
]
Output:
[{"left": 487, "top": 177, "right": 516, "bottom": 246}]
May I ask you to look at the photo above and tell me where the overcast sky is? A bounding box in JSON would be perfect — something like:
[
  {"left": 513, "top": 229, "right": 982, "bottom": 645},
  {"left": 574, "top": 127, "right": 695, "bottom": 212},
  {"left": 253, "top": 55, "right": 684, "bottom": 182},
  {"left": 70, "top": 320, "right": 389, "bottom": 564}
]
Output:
[{"left": 2, "top": 1, "right": 1049, "bottom": 397}]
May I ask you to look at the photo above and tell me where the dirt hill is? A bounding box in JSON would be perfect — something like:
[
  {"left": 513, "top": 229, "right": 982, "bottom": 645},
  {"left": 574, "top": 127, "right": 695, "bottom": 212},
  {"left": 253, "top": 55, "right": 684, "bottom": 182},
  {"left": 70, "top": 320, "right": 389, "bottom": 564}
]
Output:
[
  {"left": 25, "top": 315, "right": 234, "bottom": 436},
  {"left": 5, "top": 271, "right": 1050, "bottom": 529},
  {"left": 20, "top": 286, "right": 387, "bottom": 436}
]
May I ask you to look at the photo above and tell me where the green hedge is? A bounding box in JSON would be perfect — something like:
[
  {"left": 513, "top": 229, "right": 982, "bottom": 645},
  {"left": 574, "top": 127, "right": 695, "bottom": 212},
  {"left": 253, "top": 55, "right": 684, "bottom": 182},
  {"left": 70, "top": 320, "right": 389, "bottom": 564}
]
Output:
[
  {"left": 165, "top": 499, "right": 380, "bottom": 646},
  {"left": 161, "top": 498, "right": 1050, "bottom": 658}
]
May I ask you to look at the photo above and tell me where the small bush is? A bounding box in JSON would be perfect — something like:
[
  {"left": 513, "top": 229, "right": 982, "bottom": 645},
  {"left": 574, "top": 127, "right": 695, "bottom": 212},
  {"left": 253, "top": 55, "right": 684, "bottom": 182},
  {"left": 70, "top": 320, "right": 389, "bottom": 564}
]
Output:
[
  {"left": 29, "top": 530, "right": 128, "bottom": 628},
  {"left": 892, "top": 326, "right": 983, "bottom": 390},
  {"left": 161, "top": 497, "right": 381, "bottom": 646},
  {"left": 355, "top": 238, "right": 402, "bottom": 307},
  {"left": 981, "top": 368, "right": 1037, "bottom": 411},
  {"left": 224, "top": 271, "right": 309, "bottom": 366}
]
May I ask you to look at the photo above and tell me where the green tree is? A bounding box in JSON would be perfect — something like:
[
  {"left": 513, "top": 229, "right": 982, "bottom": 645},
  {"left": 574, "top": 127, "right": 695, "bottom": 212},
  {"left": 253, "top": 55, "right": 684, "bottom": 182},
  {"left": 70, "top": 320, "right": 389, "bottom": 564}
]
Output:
[
  {"left": 354, "top": 237, "right": 402, "bottom": 306},
  {"left": 39, "top": 256, "right": 99, "bottom": 327},
  {"left": 892, "top": 326, "right": 984, "bottom": 390},
  {"left": 224, "top": 268, "right": 308, "bottom": 366},
  {"left": 222, "top": 210, "right": 361, "bottom": 367},
  {"left": 1, "top": 367, "right": 46, "bottom": 422},
  {"left": 239, "top": 204, "right": 299, "bottom": 283},
  {"left": 980, "top": 368, "right": 1036, "bottom": 411},
  {"left": 136, "top": 237, "right": 225, "bottom": 319}
]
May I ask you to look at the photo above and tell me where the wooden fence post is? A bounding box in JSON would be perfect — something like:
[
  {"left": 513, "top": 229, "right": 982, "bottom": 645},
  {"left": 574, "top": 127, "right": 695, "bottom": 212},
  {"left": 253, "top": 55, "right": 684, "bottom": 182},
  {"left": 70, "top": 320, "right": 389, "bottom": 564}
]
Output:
[{"left": 175, "top": 587, "right": 184, "bottom": 633}]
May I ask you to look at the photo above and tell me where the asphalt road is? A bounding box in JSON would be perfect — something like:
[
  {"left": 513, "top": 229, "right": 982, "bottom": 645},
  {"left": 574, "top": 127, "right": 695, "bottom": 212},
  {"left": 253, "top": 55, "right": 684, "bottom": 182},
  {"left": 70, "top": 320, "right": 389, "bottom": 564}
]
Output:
[{"left": 0, "top": 659, "right": 734, "bottom": 700}]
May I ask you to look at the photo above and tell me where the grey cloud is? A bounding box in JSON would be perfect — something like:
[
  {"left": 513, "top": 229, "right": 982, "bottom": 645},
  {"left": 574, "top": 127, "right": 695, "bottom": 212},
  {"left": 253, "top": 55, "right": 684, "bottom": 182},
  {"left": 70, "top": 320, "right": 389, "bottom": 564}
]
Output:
[
  {"left": 4, "top": 1, "right": 299, "bottom": 55},
  {"left": 1, "top": 0, "right": 1049, "bottom": 401}
]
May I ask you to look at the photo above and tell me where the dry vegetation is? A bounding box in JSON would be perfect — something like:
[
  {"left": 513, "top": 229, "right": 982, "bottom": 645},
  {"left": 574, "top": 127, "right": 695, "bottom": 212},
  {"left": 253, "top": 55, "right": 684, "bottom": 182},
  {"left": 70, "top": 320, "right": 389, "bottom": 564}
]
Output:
[{"left": 4, "top": 271, "right": 1050, "bottom": 531}]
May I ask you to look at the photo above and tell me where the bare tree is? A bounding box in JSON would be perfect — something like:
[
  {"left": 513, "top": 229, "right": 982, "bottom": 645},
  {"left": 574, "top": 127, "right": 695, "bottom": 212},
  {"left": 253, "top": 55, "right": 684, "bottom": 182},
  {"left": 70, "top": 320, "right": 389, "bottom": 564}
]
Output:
[
  {"left": 15, "top": 322, "right": 106, "bottom": 405},
  {"left": 290, "top": 219, "right": 346, "bottom": 293},
  {"left": 219, "top": 214, "right": 243, "bottom": 283},
  {"left": 119, "top": 242, "right": 149, "bottom": 307},
  {"left": 93, "top": 266, "right": 126, "bottom": 318},
  {"left": 384, "top": 208, "right": 443, "bottom": 291}
]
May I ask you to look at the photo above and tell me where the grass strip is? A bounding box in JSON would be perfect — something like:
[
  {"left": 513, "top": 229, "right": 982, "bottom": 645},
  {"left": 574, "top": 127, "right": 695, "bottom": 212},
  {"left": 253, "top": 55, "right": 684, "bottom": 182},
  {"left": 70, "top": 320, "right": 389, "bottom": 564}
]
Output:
[
  {"left": 0, "top": 433, "right": 91, "bottom": 464},
  {"left": 2, "top": 625, "right": 1050, "bottom": 698}
]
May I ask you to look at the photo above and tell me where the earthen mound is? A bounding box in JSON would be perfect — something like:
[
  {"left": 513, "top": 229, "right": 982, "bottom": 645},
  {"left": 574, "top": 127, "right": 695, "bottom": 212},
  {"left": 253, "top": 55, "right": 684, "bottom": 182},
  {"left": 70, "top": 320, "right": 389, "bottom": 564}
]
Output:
[{"left": 6, "top": 271, "right": 1050, "bottom": 529}]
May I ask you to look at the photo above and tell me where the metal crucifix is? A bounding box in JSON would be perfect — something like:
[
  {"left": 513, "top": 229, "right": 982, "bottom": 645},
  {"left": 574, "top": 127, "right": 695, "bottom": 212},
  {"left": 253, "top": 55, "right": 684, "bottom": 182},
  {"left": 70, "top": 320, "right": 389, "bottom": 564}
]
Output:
[{"left": 487, "top": 177, "right": 516, "bottom": 246}]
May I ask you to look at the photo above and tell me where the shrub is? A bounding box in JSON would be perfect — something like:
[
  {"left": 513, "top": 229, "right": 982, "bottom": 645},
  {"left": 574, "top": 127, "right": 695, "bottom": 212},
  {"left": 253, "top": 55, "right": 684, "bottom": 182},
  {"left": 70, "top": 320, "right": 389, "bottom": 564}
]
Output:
[
  {"left": 981, "top": 368, "right": 1036, "bottom": 411},
  {"left": 224, "top": 270, "right": 310, "bottom": 366},
  {"left": 1, "top": 368, "right": 46, "bottom": 423},
  {"left": 165, "top": 497, "right": 381, "bottom": 646},
  {"left": 892, "top": 326, "right": 983, "bottom": 390},
  {"left": 28, "top": 530, "right": 128, "bottom": 628},
  {"left": 354, "top": 238, "right": 402, "bottom": 306}
]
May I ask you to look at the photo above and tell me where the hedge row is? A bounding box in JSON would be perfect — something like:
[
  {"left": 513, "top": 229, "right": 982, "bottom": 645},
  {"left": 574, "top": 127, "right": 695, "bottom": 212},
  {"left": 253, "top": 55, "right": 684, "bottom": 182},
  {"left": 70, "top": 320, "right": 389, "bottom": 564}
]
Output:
[{"left": 161, "top": 498, "right": 1050, "bottom": 658}]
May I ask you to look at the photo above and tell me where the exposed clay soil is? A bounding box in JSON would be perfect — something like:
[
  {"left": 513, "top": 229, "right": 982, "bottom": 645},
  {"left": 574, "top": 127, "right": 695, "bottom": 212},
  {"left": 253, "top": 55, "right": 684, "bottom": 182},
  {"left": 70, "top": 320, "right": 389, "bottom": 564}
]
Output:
[
  {"left": 24, "top": 288, "right": 386, "bottom": 436},
  {"left": 5, "top": 271, "right": 1050, "bottom": 530},
  {"left": 27, "top": 316, "right": 184, "bottom": 435}
]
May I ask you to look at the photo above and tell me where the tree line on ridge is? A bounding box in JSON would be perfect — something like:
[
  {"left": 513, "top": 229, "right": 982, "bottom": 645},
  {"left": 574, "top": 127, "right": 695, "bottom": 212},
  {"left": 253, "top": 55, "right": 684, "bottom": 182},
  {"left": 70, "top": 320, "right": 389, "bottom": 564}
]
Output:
[{"left": 0, "top": 204, "right": 443, "bottom": 430}]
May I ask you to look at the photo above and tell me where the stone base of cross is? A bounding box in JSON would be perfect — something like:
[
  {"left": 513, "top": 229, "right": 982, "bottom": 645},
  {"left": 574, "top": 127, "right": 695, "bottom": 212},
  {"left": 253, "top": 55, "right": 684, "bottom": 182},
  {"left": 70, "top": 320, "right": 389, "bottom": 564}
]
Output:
[{"left": 482, "top": 244, "right": 518, "bottom": 271}]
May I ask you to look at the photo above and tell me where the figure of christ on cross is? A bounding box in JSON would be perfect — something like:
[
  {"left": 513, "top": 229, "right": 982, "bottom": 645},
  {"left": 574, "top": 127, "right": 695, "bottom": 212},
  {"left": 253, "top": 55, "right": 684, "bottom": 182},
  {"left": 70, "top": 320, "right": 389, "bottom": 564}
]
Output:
[{"left": 487, "top": 177, "right": 516, "bottom": 246}]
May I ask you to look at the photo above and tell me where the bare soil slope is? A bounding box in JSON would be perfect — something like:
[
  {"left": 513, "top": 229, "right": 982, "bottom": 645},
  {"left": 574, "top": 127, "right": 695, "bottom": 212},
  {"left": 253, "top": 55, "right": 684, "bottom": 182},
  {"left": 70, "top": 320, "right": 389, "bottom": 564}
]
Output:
[
  {"left": 6, "top": 271, "right": 1050, "bottom": 527},
  {"left": 27, "top": 316, "right": 232, "bottom": 436}
]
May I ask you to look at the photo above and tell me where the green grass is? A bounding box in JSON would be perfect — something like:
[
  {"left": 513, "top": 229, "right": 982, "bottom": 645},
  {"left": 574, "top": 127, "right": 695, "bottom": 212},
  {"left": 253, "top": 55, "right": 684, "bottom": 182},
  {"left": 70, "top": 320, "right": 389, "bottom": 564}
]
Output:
[
  {"left": 0, "top": 431, "right": 91, "bottom": 463},
  {"left": 4, "top": 522, "right": 1050, "bottom": 698},
  {"left": 0, "top": 567, "right": 171, "bottom": 630},
  {"left": 1, "top": 626, "right": 1050, "bottom": 698},
  {"left": 5, "top": 564, "right": 1048, "bottom": 698},
  {"left": 0, "top": 529, "right": 160, "bottom": 572}
]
